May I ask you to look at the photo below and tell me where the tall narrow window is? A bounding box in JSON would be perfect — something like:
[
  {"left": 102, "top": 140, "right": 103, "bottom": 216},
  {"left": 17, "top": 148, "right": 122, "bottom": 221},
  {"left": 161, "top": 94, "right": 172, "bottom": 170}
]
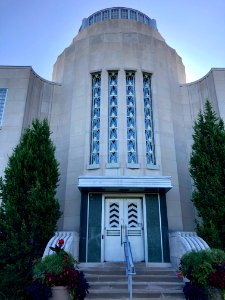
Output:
[
  {"left": 126, "top": 72, "right": 138, "bottom": 164},
  {"left": 108, "top": 72, "right": 118, "bottom": 164},
  {"left": 143, "top": 73, "right": 156, "bottom": 165},
  {"left": 0, "top": 88, "right": 7, "bottom": 127},
  {"left": 90, "top": 73, "right": 101, "bottom": 165}
]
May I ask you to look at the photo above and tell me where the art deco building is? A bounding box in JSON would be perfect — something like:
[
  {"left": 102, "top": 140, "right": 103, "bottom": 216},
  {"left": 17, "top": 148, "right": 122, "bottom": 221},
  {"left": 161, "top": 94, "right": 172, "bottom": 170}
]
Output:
[{"left": 0, "top": 7, "right": 224, "bottom": 265}]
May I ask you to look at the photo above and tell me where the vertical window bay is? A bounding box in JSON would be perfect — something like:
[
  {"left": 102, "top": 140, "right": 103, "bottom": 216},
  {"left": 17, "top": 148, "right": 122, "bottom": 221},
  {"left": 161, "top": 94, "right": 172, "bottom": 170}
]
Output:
[
  {"left": 126, "top": 72, "right": 138, "bottom": 164},
  {"left": 108, "top": 72, "right": 118, "bottom": 164},
  {"left": 90, "top": 73, "right": 101, "bottom": 165},
  {"left": 0, "top": 88, "right": 7, "bottom": 127},
  {"left": 143, "top": 73, "right": 156, "bottom": 165}
]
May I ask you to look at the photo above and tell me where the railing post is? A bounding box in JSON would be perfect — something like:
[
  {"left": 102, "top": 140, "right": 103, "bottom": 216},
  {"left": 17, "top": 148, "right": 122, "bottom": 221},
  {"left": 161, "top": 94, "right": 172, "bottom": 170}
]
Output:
[
  {"left": 129, "top": 275, "right": 132, "bottom": 300},
  {"left": 123, "top": 232, "right": 135, "bottom": 300}
]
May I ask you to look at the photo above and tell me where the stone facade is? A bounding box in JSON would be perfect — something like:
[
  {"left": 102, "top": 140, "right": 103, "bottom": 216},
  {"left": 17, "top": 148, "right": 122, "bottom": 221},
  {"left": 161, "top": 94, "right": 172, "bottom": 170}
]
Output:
[{"left": 0, "top": 7, "right": 224, "bottom": 263}]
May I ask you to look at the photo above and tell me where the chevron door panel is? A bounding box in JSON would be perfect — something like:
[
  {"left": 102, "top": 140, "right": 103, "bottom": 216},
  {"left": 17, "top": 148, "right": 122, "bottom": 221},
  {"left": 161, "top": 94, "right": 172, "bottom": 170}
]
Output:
[{"left": 104, "top": 198, "right": 144, "bottom": 262}]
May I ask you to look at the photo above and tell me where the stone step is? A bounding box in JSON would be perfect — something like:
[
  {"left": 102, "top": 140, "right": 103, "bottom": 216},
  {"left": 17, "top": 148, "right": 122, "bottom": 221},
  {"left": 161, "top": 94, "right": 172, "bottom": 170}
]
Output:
[
  {"left": 79, "top": 262, "right": 173, "bottom": 271},
  {"left": 86, "top": 289, "right": 185, "bottom": 299},
  {"left": 82, "top": 264, "right": 185, "bottom": 299},
  {"left": 86, "top": 274, "right": 182, "bottom": 283},
  {"left": 89, "top": 281, "right": 183, "bottom": 290},
  {"left": 80, "top": 262, "right": 171, "bottom": 268},
  {"left": 82, "top": 268, "right": 177, "bottom": 276}
]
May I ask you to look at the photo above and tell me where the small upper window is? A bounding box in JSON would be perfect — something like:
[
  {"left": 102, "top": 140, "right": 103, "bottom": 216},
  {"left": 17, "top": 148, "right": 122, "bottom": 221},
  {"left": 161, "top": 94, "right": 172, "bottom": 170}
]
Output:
[
  {"left": 89, "top": 16, "right": 94, "bottom": 25},
  {"left": 94, "top": 12, "right": 101, "bottom": 23},
  {"left": 121, "top": 9, "right": 128, "bottom": 19},
  {"left": 111, "top": 9, "right": 119, "bottom": 19},
  {"left": 0, "top": 88, "right": 7, "bottom": 127},
  {"left": 138, "top": 13, "right": 144, "bottom": 23},
  {"left": 102, "top": 10, "right": 109, "bottom": 21},
  {"left": 144, "top": 16, "right": 150, "bottom": 25},
  {"left": 130, "top": 10, "right": 137, "bottom": 20}
]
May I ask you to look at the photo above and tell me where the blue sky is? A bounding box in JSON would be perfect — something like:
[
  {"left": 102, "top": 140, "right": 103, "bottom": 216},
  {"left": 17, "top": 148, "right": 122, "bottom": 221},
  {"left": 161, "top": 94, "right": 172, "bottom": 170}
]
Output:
[{"left": 0, "top": 0, "right": 224, "bottom": 83}]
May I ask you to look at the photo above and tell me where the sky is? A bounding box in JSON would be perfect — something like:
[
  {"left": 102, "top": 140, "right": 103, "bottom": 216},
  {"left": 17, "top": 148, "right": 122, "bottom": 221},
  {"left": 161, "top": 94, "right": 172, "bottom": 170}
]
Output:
[{"left": 0, "top": 0, "right": 224, "bottom": 83}]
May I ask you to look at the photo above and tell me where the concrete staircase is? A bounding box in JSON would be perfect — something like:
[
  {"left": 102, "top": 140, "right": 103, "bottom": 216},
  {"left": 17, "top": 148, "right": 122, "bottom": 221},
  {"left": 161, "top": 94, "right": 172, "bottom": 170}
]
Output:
[{"left": 80, "top": 263, "right": 185, "bottom": 300}]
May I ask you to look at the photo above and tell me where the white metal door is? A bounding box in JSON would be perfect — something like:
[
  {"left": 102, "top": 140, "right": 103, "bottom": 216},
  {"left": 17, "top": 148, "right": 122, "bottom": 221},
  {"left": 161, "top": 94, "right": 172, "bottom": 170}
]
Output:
[{"left": 104, "top": 198, "right": 144, "bottom": 262}]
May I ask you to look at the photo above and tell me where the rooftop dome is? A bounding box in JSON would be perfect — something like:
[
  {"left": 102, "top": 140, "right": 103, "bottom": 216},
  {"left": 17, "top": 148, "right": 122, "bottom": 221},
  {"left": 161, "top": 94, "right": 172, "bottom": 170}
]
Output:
[{"left": 79, "top": 7, "right": 157, "bottom": 32}]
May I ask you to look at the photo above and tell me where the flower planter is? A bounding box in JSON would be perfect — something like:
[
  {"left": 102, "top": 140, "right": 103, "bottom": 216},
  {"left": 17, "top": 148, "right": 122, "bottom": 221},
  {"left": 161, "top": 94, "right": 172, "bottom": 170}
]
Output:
[
  {"left": 49, "top": 286, "right": 71, "bottom": 300},
  {"left": 33, "top": 239, "right": 89, "bottom": 300},
  {"left": 208, "top": 289, "right": 223, "bottom": 300},
  {"left": 183, "top": 283, "right": 224, "bottom": 300},
  {"left": 183, "top": 282, "right": 208, "bottom": 300}
]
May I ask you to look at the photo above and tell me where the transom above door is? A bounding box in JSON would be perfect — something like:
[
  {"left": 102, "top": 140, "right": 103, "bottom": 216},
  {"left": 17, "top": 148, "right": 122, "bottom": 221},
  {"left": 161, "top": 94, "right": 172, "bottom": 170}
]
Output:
[{"left": 104, "top": 198, "right": 144, "bottom": 262}]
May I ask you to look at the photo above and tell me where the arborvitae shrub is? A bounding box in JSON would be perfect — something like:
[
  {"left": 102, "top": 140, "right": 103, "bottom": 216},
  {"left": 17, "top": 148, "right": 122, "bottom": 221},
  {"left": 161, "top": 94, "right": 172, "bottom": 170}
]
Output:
[{"left": 0, "top": 119, "right": 61, "bottom": 298}]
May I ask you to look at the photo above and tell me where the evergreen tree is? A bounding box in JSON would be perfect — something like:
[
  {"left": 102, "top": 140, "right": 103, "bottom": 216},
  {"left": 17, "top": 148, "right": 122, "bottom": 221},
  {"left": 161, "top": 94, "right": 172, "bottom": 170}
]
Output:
[
  {"left": 190, "top": 100, "right": 225, "bottom": 249},
  {"left": 0, "top": 119, "right": 61, "bottom": 298}
]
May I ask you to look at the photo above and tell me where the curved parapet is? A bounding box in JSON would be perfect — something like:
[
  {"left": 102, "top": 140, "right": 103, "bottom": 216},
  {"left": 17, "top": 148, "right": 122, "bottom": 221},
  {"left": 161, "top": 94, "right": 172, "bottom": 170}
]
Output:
[
  {"left": 43, "top": 231, "right": 79, "bottom": 259},
  {"left": 169, "top": 231, "right": 209, "bottom": 269}
]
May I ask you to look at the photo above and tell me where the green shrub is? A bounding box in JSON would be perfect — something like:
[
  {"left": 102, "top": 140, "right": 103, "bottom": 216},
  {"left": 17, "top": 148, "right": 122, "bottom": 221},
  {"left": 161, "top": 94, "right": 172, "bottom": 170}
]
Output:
[
  {"left": 33, "top": 252, "right": 75, "bottom": 276},
  {"left": 189, "top": 101, "right": 225, "bottom": 250},
  {"left": 180, "top": 249, "right": 225, "bottom": 287},
  {"left": 0, "top": 119, "right": 61, "bottom": 298},
  {"left": 197, "top": 222, "right": 222, "bottom": 249}
]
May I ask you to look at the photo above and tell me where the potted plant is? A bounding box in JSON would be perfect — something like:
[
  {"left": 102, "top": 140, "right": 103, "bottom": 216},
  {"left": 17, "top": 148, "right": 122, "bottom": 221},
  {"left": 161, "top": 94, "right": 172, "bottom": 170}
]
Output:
[
  {"left": 27, "top": 239, "right": 89, "bottom": 300},
  {"left": 179, "top": 249, "right": 225, "bottom": 300}
]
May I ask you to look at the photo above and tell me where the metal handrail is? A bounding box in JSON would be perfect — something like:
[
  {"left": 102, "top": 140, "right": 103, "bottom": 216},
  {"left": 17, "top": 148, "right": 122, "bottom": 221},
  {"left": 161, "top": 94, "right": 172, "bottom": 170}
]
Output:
[{"left": 122, "top": 225, "right": 136, "bottom": 300}]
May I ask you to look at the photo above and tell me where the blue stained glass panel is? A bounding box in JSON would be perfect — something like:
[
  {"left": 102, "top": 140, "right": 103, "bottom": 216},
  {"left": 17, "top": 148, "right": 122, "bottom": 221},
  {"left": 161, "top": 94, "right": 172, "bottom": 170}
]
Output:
[
  {"left": 126, "top": 72, "right": 138, "bottom": 164},
  {"left": 143, "top": 73, "right": 156, "bottom": 165},
  {"left": 90, "top": 73, "right": 101, "bottom": 165},
  {"left": 108, "top": 72, "right": 118, "bottom": 164},
  {"left": 0, "top": 88, "right": 7, "bottom": 126}
]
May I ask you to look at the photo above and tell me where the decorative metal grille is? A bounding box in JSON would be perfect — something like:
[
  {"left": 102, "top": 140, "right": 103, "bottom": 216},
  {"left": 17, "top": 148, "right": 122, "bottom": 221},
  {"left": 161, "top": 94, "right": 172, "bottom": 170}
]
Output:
[
  {"left": 90, "top": 73, "right": 101, "bottom": 165},
  {"left": 128, "top": 203, "right": 138, "bottom": 228},
  {"left": 143, "top": 73, "right": 156, "bottom": 165},
  {"left": 108, "top": 72, "right": 118, "bottom": 164},
  {"left": 0, "top": 88, "right": 7, "bottom": 126},
  {"left": 126, "top": 72, "right": 138, "bottom": 164},
  {"left": 109, "top": 202, "right": 120, "bottom": 228}
]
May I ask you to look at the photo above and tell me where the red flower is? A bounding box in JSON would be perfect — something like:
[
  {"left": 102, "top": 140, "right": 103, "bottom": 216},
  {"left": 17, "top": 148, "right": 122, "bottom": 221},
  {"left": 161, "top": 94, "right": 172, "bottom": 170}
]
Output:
[
  {"left": 58, "top": 239, "right": 64, "bottom": 248},
  {"left": 177, "top": 272, "right": 183, "bottom": 278}
]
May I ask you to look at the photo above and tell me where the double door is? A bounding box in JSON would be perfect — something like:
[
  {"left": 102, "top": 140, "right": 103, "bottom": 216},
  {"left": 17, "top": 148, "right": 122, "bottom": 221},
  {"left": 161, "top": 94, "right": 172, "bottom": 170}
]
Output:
[{"left": 104, "top": 198, "right": 144, "bottom": 262}]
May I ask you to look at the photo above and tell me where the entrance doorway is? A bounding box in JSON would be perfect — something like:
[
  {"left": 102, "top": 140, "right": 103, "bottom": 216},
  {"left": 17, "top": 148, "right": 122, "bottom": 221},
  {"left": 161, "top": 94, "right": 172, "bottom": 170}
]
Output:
[{"left": 104, "top": 198, "right": 144, "bottom": 262}]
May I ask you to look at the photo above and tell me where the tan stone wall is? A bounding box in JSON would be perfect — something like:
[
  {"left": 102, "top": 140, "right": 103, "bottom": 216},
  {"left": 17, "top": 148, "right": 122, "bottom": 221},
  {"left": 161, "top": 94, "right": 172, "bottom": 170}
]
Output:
[
  {"left": 52, "top": 19, "right": 186, "bottom": 232},
  {"left": 0, "top": 66, "right": 63, "bottom": 224},
  {"left": 0, "top": 67, "right": 30, "bottom": 177},
  {"left": 179, "top": 68, "right": 225, "bottom": 230}
]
